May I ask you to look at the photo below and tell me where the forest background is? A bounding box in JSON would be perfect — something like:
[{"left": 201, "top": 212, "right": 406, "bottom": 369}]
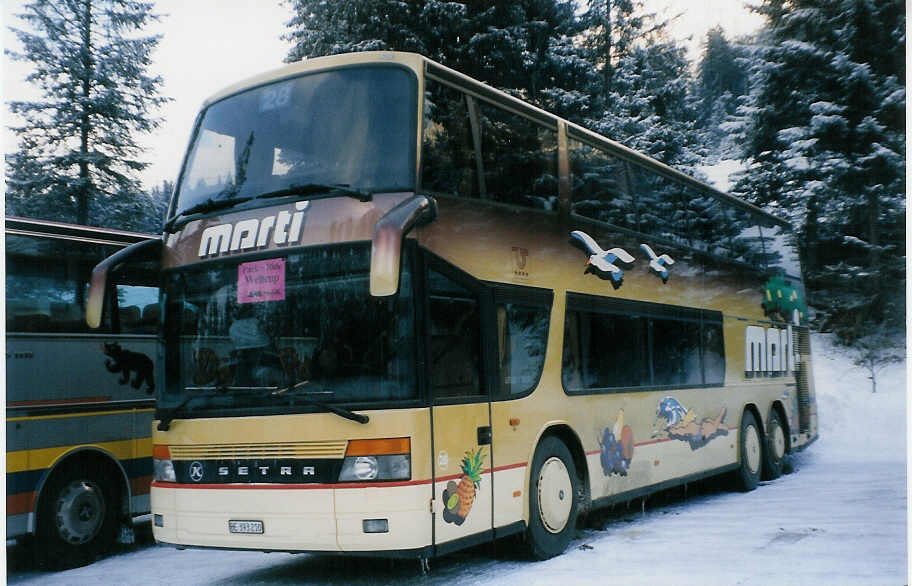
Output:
[{"left": 4, "top": 0, "right": 906, "bottom": 356}]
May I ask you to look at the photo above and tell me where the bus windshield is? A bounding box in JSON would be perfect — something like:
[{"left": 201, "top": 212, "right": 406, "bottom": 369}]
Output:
[
  {"left": 173, "top": 66, "right": 417, "bottom": 217},
  {"left": 160, "top": 244, "right": 416, "bottom": 415}
]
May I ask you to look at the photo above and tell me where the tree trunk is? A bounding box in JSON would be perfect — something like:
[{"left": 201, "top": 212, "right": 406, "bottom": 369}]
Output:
[
  {"left": 77, "top": 0, "right": 92, "bottom": 225},
  {"left": 803, "top": 195, "right": 819, "bottom": 275}
]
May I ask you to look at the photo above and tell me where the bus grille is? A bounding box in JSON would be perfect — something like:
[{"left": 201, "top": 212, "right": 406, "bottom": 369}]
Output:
[{"left": 168, "top": 440, "right": 348, "bottom": 460}]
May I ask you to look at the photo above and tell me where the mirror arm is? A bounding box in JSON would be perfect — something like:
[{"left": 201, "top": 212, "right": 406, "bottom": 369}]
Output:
[
  {"left": 85, "top": 238, "right": 163, "bottom": 329},
  {"left": 370, "top": 194, "right": 437, "bottom": 297}
]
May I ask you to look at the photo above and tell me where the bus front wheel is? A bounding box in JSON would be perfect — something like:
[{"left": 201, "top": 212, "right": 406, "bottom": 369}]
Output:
[
  {"left": 736, "top": 411, "right": 762, "bottom": 491},
  {"left": 36, "top": 461, "right": 121, "bottom": 569},
  {"left": 526, "top": 436, "right": 579, "bottom": 560}
]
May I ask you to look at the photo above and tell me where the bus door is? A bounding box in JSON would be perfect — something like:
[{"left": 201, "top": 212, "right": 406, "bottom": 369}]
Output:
[{"left": 425, "top": 265, "right": 494, "bottom": 550}]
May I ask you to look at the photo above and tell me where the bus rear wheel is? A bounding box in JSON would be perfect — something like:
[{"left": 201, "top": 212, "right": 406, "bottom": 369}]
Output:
[
  {"left": 36, "top": 462, "right": 120, "bottom": 569},
  {"left": 735, "top": 411, "right": 762, "bottom": 491},
  {"left": 763, "top": 409, "right": 787, "bottom": 480},
  {"left": 526, "top": 436, "right": 579, "bottom": 560}
]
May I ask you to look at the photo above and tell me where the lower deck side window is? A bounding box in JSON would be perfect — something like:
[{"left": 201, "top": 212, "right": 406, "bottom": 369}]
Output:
[{"left": 563, "top": 295, "right": 724, "bottom": 392}]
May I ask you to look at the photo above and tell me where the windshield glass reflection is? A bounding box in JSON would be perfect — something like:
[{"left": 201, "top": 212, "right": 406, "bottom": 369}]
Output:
[
  {"left": 161, "top": 244, "right": 416, "bottom": 414},
  {"left": 174, "top": 66, "right": 417, "bottom": 216}
]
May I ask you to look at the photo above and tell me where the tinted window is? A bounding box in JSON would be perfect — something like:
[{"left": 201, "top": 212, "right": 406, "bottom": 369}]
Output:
[
  {"left": 6, "top": 235, "right": 111, "bottom": 333},
  {"left": 162, "top": 244, "right": 417, "bottom": 412},
  {"left": 422, "top": 79, "right": 559, "bottom": 210},
  {"left": 563, "top": 295, "right": 725, "bottom": 392},
  {"left": 563, "top": 310, "right": 649, "bottom": 390},
  {"left": 428, "top": 268, "right": 484, "bottom": 399},
  {"left": 497, "top": 302, "right": 549, "bottom": 395},
  {"left": 652, "top": 318, "right": 702, "bottom": 386},
  {"left": 175, "top": 66, "right": 417, "bottom": 215},
  {"left": 569, "top": 138, "right": 636, "bottom": 229},
  {"left": 703, "top": 321, "right": 725, "bottom": 385},
  {"left": 422, "top": 81, "right": 479, "bottom": 198},
  {"left": 479, "top": 102, "right": 558, "bottom": 209}
]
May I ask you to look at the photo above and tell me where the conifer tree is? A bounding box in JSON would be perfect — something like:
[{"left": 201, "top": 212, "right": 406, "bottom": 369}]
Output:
[
  {"left": 734, "top": 0, "right": 905, "bottom": 338},
  {"left": 6, "top": 0, "right": 168, "bottom": 227},
  {"left": 574, "top": 1, "right": 699, "bottom": 167},
  {"left": 282, "top": 0, "right": 593, "bottom": 118}
]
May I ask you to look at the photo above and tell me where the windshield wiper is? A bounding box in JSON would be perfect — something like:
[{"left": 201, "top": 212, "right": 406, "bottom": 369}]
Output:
[
  {"left": 156, "top": 390, "right": 221, "bottom": 431},
  {"left": 163, "top": 195, "right": 254, "bottom": 232},
  {"left": 271, "top": 380, "right": 369, "bottom": 425},
  {"left": 254, "top": 183, "right": 373, "bottom": 203},
  {"left": 164, "top": 184, "right": 373, "bottom": 233}
]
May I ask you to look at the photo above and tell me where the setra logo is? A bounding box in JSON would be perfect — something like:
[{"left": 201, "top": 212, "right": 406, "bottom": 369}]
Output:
[
  {"left": 198, "top": 201, "right": 311, "bottom": 258},
  {"left": 188, "top": 461, "right": 205, "bottom": 482}
]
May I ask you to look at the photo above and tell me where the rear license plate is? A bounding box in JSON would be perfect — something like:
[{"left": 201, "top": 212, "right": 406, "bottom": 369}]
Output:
[{"left": 229, "top": 520, "right": 264, "bottom": 534}]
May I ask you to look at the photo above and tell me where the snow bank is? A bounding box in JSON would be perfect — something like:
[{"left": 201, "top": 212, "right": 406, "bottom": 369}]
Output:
[{"left": 809, "top": 333, "right": 906, "bottom": 463}]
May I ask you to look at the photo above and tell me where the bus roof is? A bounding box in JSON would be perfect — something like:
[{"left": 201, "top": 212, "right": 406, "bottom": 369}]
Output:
[
  {"left": 5, "top": 216, "right": 157, "bottom": 246},
  {"left": 198, "top": 51, "right": 789, "bottom": 230}
]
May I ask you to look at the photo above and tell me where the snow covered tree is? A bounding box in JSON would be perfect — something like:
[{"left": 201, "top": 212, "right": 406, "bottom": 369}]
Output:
[
  {"left": 6, "top": 0, "right": 169, "bottom": 228},
  {"left": 283, "top": 0, "right": 594, "bottom": 119},
  {"left": 579, "top": 1, "right": 701, "bottom": 168},
  {"left": 283, "top": 0, "right": 426, "bottom": 60},
  {"left": 694, "top": 27, "right": 749, "bottom": 158},
  {"left": 851, "top": 324, "right": 904, "bottom": 393},
  {"left": 733, "top": 0, "right": 905, "bottom": 339}
]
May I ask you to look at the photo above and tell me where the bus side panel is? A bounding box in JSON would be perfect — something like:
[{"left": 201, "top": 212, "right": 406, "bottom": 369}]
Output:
[{"left": 6, "top": 333, "right": 156, "bottom": 537}]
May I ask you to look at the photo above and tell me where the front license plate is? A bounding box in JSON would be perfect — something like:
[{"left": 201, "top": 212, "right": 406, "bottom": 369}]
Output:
[{"left": 229, "top": 520, "right": 264, "bottom": 534}]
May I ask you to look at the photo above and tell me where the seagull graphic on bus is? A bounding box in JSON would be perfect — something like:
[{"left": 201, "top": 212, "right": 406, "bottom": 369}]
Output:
[
  {"left": 569, "top": 230, "right": 634, "bottom": 287},
  {"left": 640, "top": 243, "right": 675, "bottom": 283}
]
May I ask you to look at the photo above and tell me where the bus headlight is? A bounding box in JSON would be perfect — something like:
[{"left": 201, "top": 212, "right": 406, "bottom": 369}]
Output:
[
  {"left": 338, "top": 438, "right": 410, "bottom": 482},
  {"left": 153, "top": 445, "right": 176, "bottom": 482},
  {"left": 352, "top": 456, "right": 379, "bottom": 480}
]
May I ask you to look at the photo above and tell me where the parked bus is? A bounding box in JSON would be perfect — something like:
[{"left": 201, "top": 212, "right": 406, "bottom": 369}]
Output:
[
  {"left": 6, "top": 216, "right": 159, "bottom": 567},
  {"left": 87, "top": 52, "right": 817, "bottom": 564}
]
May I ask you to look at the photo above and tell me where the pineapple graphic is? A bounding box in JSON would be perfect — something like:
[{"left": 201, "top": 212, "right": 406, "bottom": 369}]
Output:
[{"left": 442, "top": 447, "right": 485, "bottom": 525}]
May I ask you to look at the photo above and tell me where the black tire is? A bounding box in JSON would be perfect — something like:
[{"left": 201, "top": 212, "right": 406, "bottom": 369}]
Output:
[
  {"left": 35, "top": 462, "right": 121, "bottom": 569},
  {"left": 762, "top": 409, "right": 787, "bottom": 480},
  {"left": 526, "top": 436, "right": 580, "bottom": 560},
  {"left": 736, "top": 411, "right": 762, "bottom": 492}
]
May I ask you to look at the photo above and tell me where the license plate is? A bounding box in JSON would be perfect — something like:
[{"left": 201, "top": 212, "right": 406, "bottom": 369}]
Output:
[{"left": 229, "top": 520, "right": 264, "bottom": 534}]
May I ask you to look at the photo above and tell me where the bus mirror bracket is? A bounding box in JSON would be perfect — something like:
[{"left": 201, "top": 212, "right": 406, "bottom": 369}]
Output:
[
  {"left": 370, "top": 194, "right": 437, "bottom": 297},
  {"left": 86, "top": 238, "right": 163, "bottom": 329}
]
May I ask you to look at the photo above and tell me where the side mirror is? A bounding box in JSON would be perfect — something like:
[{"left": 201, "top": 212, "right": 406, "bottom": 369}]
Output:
[
  {"left": 86, "top": 238, "right": 163, "bottom": 329},
  {"left": 370, "top": 194, "right": 437, "bottom": 297}
]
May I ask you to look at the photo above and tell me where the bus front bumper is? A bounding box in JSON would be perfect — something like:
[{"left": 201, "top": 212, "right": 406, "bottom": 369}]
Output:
[{"left": 151, "top": 482, "right": 431, "bottom": 552}]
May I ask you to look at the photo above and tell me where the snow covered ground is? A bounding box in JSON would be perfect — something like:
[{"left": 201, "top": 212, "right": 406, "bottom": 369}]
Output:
[{"left": 6, "top": 334, "right": 907, "bottom": 585}]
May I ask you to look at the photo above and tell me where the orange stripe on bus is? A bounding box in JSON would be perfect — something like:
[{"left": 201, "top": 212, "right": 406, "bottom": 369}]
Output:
[
  {"left": 152, "top": 445, "right": 171, "bottom": 459},
  {"left": 7, "top": 396, "right": 112, "bottom": 407},
  {"left": 131, "top": 475, "right": 153, "bottom": 496},
  {"left": 7, "top": 492, "right": 36, "bottom": 516}
]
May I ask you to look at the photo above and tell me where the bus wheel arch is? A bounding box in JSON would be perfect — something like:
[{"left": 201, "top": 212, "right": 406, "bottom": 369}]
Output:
[
  {"left": 763, "top": 402, "right": 790, "bottom": 480},
  {"left": 524, "top": 426, "right": 587, "bottom": 559},
  {"left": 34, "top": 448, "right": 128, "bottom": 568}
]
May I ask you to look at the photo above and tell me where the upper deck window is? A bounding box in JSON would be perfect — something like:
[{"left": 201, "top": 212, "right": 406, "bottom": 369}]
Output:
[
  {"left": 173, "top": 66, "right": 418, "bottom": 217},
  {"left": 421, "top": 78, "right": 559, "bottom": 210}
]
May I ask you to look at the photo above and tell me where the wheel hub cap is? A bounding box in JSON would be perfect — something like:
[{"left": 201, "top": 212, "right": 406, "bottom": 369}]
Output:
[
  {"left": 772, "top": 424, "right": 786, "bottom": 460},
  {"left": 745, "top": 425, "right": 761, "bottom": 475},
  {"left": 55, "top": 480, "right": 105, "bottom": 545},
  {"left": 538, "top": 457, "right": 572, "bottom": 534}
]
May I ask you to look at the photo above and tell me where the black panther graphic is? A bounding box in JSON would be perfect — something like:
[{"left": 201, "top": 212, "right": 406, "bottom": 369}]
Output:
[{"left": 101, "top": 342, "right": 155, "bottom": 393}]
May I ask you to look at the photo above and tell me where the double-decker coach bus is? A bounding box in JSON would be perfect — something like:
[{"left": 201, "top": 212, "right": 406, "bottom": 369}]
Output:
[
  {"left": 6, "top": 216, "right": 159, "bottom": 567},
  {"left": 87, "top": 52, "right": 817, "bottom": 564}
]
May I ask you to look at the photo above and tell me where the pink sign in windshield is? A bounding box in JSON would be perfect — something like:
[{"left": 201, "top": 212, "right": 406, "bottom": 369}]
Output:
[{"left": 237, "top": 258, "right": 285, "bottom": 304}]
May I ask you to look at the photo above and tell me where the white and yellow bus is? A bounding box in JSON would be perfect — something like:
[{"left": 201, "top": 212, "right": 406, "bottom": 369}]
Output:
[
  {"left": 87, "top": 52, "right": 817, "bottom": 563},
  {"left": 6, "top": 216, "right": 159, "bottom": 567}
]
